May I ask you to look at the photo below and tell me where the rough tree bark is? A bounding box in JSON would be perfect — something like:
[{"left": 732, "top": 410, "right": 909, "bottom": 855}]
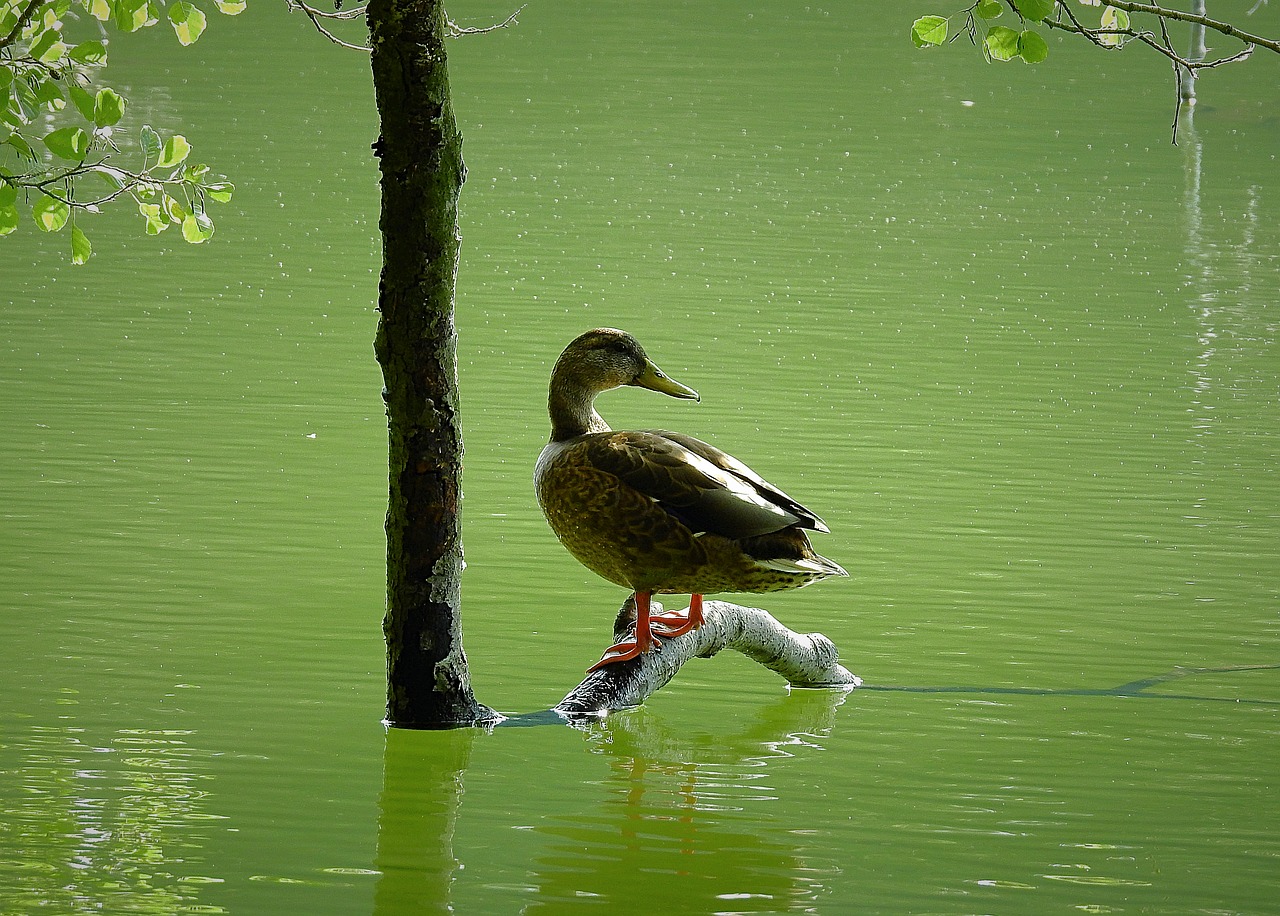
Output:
[{"left": 367, "top": 0, "right": 496, "bottom": 728}]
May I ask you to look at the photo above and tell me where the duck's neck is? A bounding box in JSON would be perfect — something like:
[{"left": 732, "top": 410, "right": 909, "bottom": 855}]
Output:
[{"left": 549, "top": 383, "right": 611, "bottom": 442}]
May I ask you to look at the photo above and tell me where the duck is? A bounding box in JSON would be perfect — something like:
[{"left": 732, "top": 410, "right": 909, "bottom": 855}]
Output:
[{"left": 534, "top": 328, "right": 847, "bottom": 670}]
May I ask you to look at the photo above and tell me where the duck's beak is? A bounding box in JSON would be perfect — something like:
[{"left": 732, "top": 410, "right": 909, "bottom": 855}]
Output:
[{"left": 631, "top": 359, "right": 700, "bottom": 401}]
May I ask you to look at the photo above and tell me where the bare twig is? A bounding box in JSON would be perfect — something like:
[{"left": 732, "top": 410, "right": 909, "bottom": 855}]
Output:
[
  {"left": 1163, "top": 16, "right": 1188, "bottom": 140},
  {"left": 446, "top": 5, "right": 524, "bottom": 37},
  {"left": 555, "top": 599, "right": 861, "bottom": 718},
  {"left": 285, "top": 0, "right": 373, "bottom": 51},
  {"left": 283, "top": 0, "right": 522, "bottom": 50},
  {"left": 292, "top": 0, "right": 368, "bottom": 19}
]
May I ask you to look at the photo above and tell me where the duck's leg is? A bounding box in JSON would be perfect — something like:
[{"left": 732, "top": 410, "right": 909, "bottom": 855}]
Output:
[
  {"left": 588, "top": 591, "right": 658, "bottom": 671},
  {"left": 651, "top": 593, "right": 705, "bottom": 638}
]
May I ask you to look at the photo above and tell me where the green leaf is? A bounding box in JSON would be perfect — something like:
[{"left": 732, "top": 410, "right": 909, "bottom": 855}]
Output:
[
  {"left": 162, "top": 193, "right": 188, "bottom": 222},
  {"left": 33, "top": 195, "right": 70, "bottom": 232},
  {"left": 1099, "top": 6, "right": 1131, "bottom": 46},
  {"left": 139, "top": 201, "right": 167, "bottom": 233},
  {"left": 985, "top": 25, "right": 1021, "bottom": 61},
  {"left": 976, "top": 0, "right": 1002, "bottom": 18},
  {"left": 0, "top": 186, "right": 19, "bottom": 237},
  {"left": 157, "top": 134, "right": 191, "bottom": 167},
  {"left": 911, "top": 15, "right": 949, "bottom": 48},
  {"left": 205, "top": 181, "right": 233, "bottom": 203},
  {"left": 70, "top": 40, "right": 108, "bottom": 64},
  {"left": 1017, "top": 29, "right": 1049, "bottom": 62},
  {"left": 70, "top": 84, "right": 96, "bottom": 122},
  {"left": 33, "top": 77, "right": 66, "bottom": 111},
  {"left": 181, "top": 209, "right": 214, "bottom": 243},
  {"left": 114, "top": 0, "right": 153, "bottom": 32},
  {"left": 11, "top": 77, "right": 37, "bottom": 124},
  {"left": 1013, "top": 0, "right": 1056, "bottom": 21},
  {"left": 71, "top": 223, "right": 92, "bottom": 263},
  {"left": 93, "top": 88, "right": 126, "bottom": 127},
  {"left": 43, "top": 126, "right": 89, "bottom": 160},
  {"left": 88, "top": 0, "right": 111, "bottom": 19},
  {"left": 140, "top": 124, "right": 162, "bottom": 160},
  {"left": 168, "top": 1, "right": 207, "bottom": 45},
  {"left": 214, "top": 0, "right": 245, "bottom": 12},
  {"left": 5, "top": 134, "right": 35, "bottom": 161},
  {"left": 91, "top": 164, "right": 129, "bottom": 190},
  {"left": 0, "top": 203, "right": 19, "bottom": 237},
  {"left": 29, "top": 28, "right": 68, "bottom": 65},
  {"left": 139, "top": 123, "right": 161, "bottom": 155}
]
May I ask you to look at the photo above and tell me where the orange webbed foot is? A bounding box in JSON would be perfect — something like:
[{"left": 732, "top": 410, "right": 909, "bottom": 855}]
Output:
[
  {"left": 588, "top": 591, "right": 661, "bottom": 672},
  {"left": 650, "top": 594, "right": 705, "bottom": 639},
  {"left": 586, "top": 638, "right": 650, "bottom": 671}
]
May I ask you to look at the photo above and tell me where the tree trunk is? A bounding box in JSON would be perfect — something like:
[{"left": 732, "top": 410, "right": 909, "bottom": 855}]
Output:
[{"left": 367, "top": 0, "right": 496, "bottom": 728}]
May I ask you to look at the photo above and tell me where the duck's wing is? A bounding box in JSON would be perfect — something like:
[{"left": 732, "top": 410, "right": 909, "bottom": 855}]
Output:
[
  {"left": 580, "top": 429, "right": 824, "bottom": 539},
  {"left": 651, "top": 430, "right": 831, "bottom": 534}
]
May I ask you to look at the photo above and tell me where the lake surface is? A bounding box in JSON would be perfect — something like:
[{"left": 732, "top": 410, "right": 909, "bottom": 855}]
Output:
[{"left": 2, "top": 2, "right": 1278, "bottom": 913}]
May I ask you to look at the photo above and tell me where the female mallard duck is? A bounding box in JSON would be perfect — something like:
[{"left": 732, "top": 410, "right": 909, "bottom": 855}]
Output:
[{"left": 535, "top": 328, "right": 847, "bottom": 670}]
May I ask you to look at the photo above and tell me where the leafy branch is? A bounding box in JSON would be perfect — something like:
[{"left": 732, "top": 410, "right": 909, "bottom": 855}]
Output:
[
  {"left": 911, "top": 0, "right": 1279, "bottom": 140},
  {"left": 1074, "top": 0, "right": 1278, "bottom": 53},
  {"left": 1, "top": 0, "right": 242, "bottom": 262},
  {"left": 0, "top": 0, "right": 43, "bottom": 50}
]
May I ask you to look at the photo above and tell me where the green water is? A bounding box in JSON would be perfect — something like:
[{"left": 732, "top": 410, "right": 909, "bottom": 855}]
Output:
[{"left": 3, "top": 2, "right": 1278, "bottom": 912}]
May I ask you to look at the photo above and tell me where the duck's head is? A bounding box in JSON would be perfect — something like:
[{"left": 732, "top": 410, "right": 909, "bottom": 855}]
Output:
[
  {"left": 549, "top": 328, "right": 699, "bottom": 439},
  {"left": 554, "top": 328, "right": 700, "bottom": 400}
]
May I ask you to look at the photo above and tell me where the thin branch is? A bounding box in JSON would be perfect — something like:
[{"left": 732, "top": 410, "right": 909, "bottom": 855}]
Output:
[
  {"left": 0, "top": 0, "right": 44, "bottom": 51},
  {"left": 285, "top": 0, "right": 372, "bottom": 51},
  {"left": 555, "top": 600, "right": 861, "bottom": 718},
  {"left": 1044, "top": 18, "right": 1256, "bottom": 70},
  {"left": 5, "top": 157, "right": 192, "bottom": 211},
  {"left": 1162, "top": 16, "right": 1187, "bottom": 141},
  {"left": 283, "top": 0, "right": 522, "bottom": 50},
  {"left": 446, "top": 5, "right": 524, "bottom": 38},
  {"left": 293, "top": 0, "right": 367, "bottom": 19}
]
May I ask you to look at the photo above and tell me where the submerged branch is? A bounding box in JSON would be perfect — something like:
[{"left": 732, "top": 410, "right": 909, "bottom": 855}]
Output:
[{"left": 555, "top": 599, "right": 861, "bottom": 717}]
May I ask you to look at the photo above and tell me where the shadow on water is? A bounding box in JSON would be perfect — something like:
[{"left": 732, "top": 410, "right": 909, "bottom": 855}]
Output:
[
  {"left": 862, "top": 664, "right": 1280, "bottom": 706},
  {"left": 491, "top": 664, "right": 1280, "bottom": 728}
]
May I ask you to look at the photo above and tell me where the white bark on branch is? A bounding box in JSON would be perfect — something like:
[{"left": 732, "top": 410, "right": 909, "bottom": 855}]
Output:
[{"left": 554, "top": 599, "right": 861, "bottom": 717}]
